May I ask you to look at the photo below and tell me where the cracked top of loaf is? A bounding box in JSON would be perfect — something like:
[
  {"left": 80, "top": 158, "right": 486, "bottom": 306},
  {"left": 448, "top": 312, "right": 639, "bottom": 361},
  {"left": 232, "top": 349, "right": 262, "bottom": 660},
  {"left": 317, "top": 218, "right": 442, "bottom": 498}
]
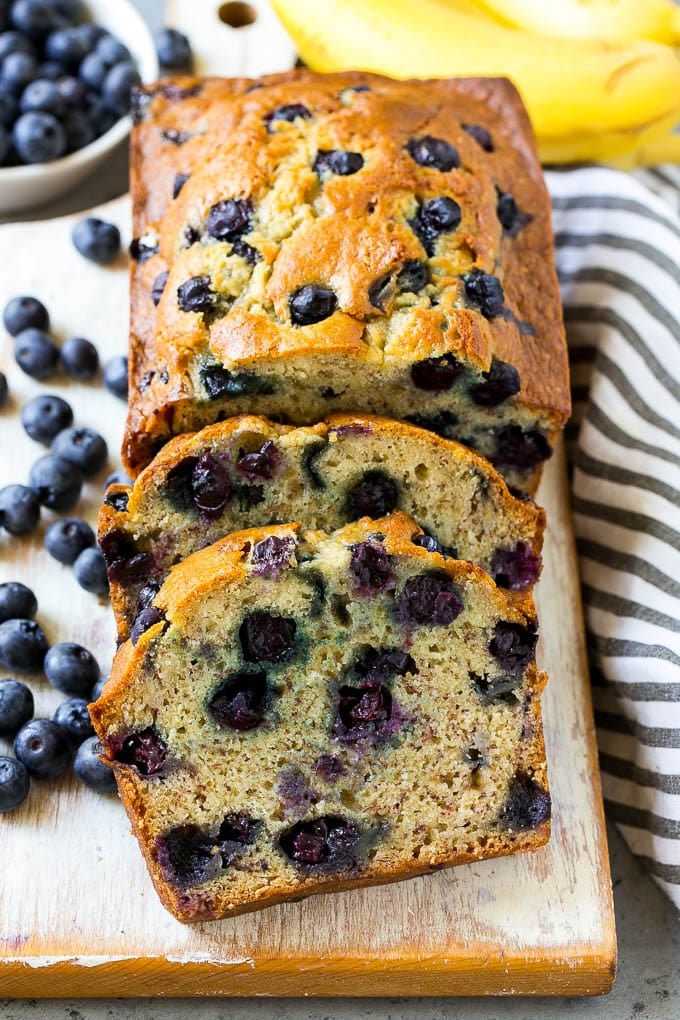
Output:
[{"left": 125, "top": 70, "right": 569, "bottom": 484}]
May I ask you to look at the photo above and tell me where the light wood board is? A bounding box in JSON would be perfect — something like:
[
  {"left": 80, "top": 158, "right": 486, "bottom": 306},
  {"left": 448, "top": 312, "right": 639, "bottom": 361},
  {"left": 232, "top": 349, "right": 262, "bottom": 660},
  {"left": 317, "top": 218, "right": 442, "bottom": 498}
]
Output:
[{"left": 0, "top": 195, "right": 615, "bottom": 997}]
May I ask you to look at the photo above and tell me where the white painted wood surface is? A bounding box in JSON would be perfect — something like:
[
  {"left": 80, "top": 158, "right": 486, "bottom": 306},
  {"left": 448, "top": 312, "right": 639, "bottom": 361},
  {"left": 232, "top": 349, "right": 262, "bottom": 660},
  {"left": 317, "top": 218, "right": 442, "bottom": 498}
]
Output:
[{"left": 0, "top": 197, "right": 615, "bottom": 996}]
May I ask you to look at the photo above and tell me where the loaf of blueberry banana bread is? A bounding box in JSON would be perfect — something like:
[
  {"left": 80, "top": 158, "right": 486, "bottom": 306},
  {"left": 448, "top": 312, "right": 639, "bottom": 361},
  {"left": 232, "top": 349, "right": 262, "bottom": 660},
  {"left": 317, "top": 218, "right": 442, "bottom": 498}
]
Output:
[
  {"left": 101, "top": 413, "right": 545, "bottom": 642},
  {"left": 125, "top": 70, "right": 569, "bottom": 492},
  {"left": 90, "top": 512, "right": 550, "bottom": 922}
]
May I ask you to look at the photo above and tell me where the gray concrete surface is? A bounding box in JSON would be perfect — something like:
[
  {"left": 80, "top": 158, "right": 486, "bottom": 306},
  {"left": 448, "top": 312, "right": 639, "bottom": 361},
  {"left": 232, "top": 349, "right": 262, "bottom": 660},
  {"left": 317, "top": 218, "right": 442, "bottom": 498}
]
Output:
[{"left": 2, "top": 0, "right": 678, "bottom": 1014}]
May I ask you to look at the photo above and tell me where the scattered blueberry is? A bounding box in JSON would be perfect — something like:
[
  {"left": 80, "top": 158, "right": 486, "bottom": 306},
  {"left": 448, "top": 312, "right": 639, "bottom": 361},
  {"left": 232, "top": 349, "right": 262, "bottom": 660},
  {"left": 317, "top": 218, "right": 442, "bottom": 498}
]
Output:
[
  {"left": 0, "top": 618, "right": 49, "bottom": 673},
  {"left": 0, "top": 581, "right": 37, "bottom": 622},
  {"left": 44, "top": 516, "right": 95, "bottom": 565},
  {"left": 236, "top": 439, "right": 281, "bottom": 482},
  {"left": 406, "top": 136, "right": 459, "bottom": 172},
  {"left": 72, "top": 217, "right": 120, "bottom": 265},
  {"left": 265, "top": 103, "right": 311, "bottom": 129},
  {"left": 29, "top": 454, "right": 82, "bottom": 510},
  {"left": 154, "top": 27, "right": 192, "bottom": 71},
  {"left": 51, "top": 426, "right": 107, "bottom": 476},
  {"left": 313, "top": 149, "right": 364, "bottom": 176},
  {"left": 103, "top": 354, "right": 127, "bottom": 399},
  {"left": 56, "top": 74, "right": 86, "bottom": 107},
  {"left": 289, "top": 284, "right": 337, "bottom": 326},
  {"left": 251, "top": 535, "right": 295, "bottom": 579},
  {"left": 128, "top": 235, "right": 159, "bottom": 262},
  {"left": 13, "top": 328, "right": 59, "bottom": 379},
  {"left": 73, "top": 735, "right": 115, "bottom": 791},
  {"left": 44, "top": 641, "right": 99, "bottom": 697},
  {"left": 0, "top": 679, "right": 34, "bottom": 735},
  {"left": 463, "top": 269, "right": 505, "bottom": 318},
  {"left": 0, "top": 755, "right": 30, "bottom": 812},
  {"left": 21, "top": 393, "right": 73, "bottom": 444},
  {"left": 469, "top": 359, "right": 520, "bottom": 406},
  {"left": 73, "top": 547, "right": 108, "bottom": 595},
  {"left": 14, "top": 718, "right": 71, "bottom": 779},
  {"left": 12, "top": 109, "right": 65, "bottom": 161},
  {"left": 411, "top": 196, "right": 461, "bottom": 254},
  {"left": 172, "top": 173, "right": 189, "bottom": 199},
  {"left": 59, "top": 335, "right": 99, "bottom": 380},
  {"left": 3, "top": 294, "right": 49, "bottom": 336},
  {"left": 53, "top": 697, "right": 94, "bottom": 744},
  {"left": 101, "top": 61, "right": 140, "bottom": 117},
  {"left": 0, "top": 484, "right": 40, "bottom": 535}
]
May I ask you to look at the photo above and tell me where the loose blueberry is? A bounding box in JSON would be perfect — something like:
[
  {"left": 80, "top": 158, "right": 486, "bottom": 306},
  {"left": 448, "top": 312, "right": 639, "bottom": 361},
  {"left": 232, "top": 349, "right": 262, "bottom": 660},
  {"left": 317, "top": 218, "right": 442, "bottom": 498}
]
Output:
[
  {"left": 251, "top": 536, "right": 295, "bottom": 579},
  {"left": 73, "top": 547, "right": 109, "bottom": 595},
  {"left": 406, "top": 136, "right": 460, "bottom": 172},
  {"left": 151, "top": 269, "right": 169, "bottom": 306},
  {"left": 463, "top": 269, "right": 505, "bottom": 318},
  {"left": 410, "top": 352, "right": 463, "bottom": 392},
  {"left": 44, "top": 516, "right": 95, "bottom": 565},
  {"left": 462, "top": 123, "right": 493, "bottom": 152},
  {"left": 491, "top": 542, "right": 541, "bottom": 592},
  {"left": 0, "top": 756, "right": 30, "bottom": 812},
  {"left": 411, "top": 196, "right": 461, "bottom": 255},
  {"left": 154, "top": 27, "right": 192, "bottom": 71},
  {"left": 346, "top": 470, "right": 398, "bottom": 519},
  {"left": 73, "top": 735, "right": 116, "bottom": 792},
  {"left": 14, "top": 718, "right": 71, "bottom": 778},
  {"left": 111, "top": 726, "right": 168, "bottom": 776},
  {"left": 90, "top": 675, "right": 107, "bottom": 701},
  {"left": 29, "top": 454, "right": 82, "bottom": 510},
  {"left": 313, "top": 149, "right": 364, "bottom": 175},
  {"left": 0, "top": 581, "right": 37, "bottom": 623},
  {"left": 0, "top": 371, "right": 7, "bottom": 407},
  {"left": 289, "top": 284, "right": 337, "bottom": 326},
  {"left": 103, "top": 354, "right": 128, "bottom": 400},
  {"left": 279, "top": 816, "right": 360, "bottom": 869},
  {"left": 240, "top": 611, "right": 297, "bottom": 664},
  {"left": 51, "top": 426, "right": 107, "bottom": 476},
  {"left": 208, "top": 670, "right": 268, "bottom": 730},
  {"left": 104, "top": 467, "right": 132, "bottom": 491},
  {"left": 492, "top": 426, "right": 552, "bottom": 472},
  {"left": 172, "top": 172, "right": 189, "bottom": 198},
  {"left": 206, "top": 198, "right": 252, "bottom": 241},
  {"left": 60, "top": 336, "right": 99, "bottom": 380},
  {"left": 72, "top": 217, "right": 121, "bottom": 264},
  {"left": 177, "top": 275, "right": 214, "bottom": 313},
  {"left": 53, "top": 697, "right": 94, "bottom": 744},
  {"left": 44, "top": 641, "right": 99, "bottom": 697},
  {"left": 236, "top": 440, "right": 281, "bottom": 482},
  {"left": 14, "top": 328, "right": 59, "bottom": 379},
  {"left": 3, "top": 294, "right": 49, "bottom": 336},
  {"left": 499, "top": 772, "right": 550, "bottom": 831},
  {"left": 396, "top": 573, "right": 463, "bottom": 626},
  {"left": 1, "top": 52, "right": 38, "bottom": 96},
  {"left": 265, "top": 103, "right": 311, "bottom": 129},
  {"left": 396, "top": 259, "right": 428, "bottom": 293},
  {"left": 350, "top": 541, "right": 396, "bottom": 596},
  {"left": 101, "top": 61, "right": 140, "bottom": 116},
  {"left": 21, "top": 394, "right": 73, "bottom": 444},
  {"left": 489, "top": 621, "right": 537, "bottom": 674},
  {"left": 0, "top": 484, "right": 40, "bottom": 535},
  {"left": 0, "top": 679, "right": 34, "bottom": 735},
  {"left": 469, "top": 359, "right": 520, "bottom": 406}
]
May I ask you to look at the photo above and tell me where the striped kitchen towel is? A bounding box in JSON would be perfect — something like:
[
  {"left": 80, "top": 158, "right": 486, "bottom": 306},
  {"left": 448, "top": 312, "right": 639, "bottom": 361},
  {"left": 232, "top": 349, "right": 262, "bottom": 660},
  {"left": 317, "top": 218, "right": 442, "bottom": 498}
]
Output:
[{"left": 546, "top": 165, "right": 680, "bottom": 909}]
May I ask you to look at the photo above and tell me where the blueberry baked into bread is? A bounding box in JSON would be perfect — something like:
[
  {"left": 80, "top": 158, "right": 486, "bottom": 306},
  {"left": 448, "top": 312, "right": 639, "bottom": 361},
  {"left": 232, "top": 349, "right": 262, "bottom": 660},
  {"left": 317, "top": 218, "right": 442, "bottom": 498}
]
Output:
[
  {"left": 101, "top": 413, "right": 545, "bottom": 642},
  {"left": 125, "top": 70, "right": 570, "bottom": 492},
  {"left": 90, "top": 512, "right": 550, "bottom": 922}
]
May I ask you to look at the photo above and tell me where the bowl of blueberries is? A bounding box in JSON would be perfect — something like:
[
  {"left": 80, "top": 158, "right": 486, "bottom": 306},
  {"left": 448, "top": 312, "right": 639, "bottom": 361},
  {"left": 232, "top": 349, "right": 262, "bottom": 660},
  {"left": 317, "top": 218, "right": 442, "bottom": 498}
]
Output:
[{"left": 0, "top": 0, "right": 159, "bottom": 214}]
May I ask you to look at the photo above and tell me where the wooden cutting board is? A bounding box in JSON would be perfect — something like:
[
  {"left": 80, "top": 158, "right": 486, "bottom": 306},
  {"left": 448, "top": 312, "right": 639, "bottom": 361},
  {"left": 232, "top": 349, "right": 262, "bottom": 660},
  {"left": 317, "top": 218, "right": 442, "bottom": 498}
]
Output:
[{"left": 0, "top": 192, "right": 615, "bottom": 997}]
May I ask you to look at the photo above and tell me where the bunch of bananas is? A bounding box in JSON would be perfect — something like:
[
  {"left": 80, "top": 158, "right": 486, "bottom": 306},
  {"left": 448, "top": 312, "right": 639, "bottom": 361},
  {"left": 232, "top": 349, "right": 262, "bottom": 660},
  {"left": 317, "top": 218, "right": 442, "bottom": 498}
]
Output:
[{"left": 270, "top": 0, "right": 680, "bottom": 166}]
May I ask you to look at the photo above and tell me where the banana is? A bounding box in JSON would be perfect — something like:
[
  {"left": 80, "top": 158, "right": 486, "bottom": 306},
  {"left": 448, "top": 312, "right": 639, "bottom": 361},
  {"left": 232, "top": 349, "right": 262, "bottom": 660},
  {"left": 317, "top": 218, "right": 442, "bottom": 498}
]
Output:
[
  {"left": 270, "top": 0, "right": 680, "bottom": 143},
  {"left": 467, "top": 0, "right": 680, "bottom": 46},
  {"left": 537, "top": 114, "right": 680, "bottom": 167}
]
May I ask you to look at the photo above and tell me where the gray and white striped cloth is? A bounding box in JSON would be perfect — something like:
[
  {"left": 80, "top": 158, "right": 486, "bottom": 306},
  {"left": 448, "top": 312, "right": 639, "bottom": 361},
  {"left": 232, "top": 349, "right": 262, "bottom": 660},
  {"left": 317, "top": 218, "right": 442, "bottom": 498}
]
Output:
[{"left": 546, "top": 165, "right": 680, "bottom": 909}]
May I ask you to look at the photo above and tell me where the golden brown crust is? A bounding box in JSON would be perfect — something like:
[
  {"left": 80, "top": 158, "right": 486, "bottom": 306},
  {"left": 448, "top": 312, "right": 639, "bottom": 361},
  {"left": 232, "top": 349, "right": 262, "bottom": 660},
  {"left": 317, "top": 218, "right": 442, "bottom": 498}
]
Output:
[{"left": 124, "top": 71, "right": 569, "bottom": 482}]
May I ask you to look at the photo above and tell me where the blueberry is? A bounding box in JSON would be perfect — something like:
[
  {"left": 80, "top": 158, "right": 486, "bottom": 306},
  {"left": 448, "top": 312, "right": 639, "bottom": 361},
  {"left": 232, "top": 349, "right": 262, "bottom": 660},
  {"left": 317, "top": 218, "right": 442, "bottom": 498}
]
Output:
[
  {"left": 0, "top": 52, "right": 38, "bottom": 95},
  {"left": 289, "top": 284, "right": 337, "bottom": 326},
  {"left": 73, "top": 735, "right": 116, "bottom": 792},
  {"left": 29, "top": 454, "right": 82, "bottom": 510},
  {"left": 0, "top": 581, "right": 37, "bottom": 622},
  {"left": 350, "top": 541, "right": 396, "bottom": 596},
  {"left": 199, "top": 364, "right": 273, "bottom": 399},
  {"left": 411, "top": 196, "right": 461, "bottom": 255},
  {"left": 496, "top": 191, "right": 530, "bottom": 236},
  {"left": 190, "top": 452, "right": 230, "bottom": 517},
  {"left": 279, "top": 816, "right": 360, "bottom": 869},
  {"left": 240, "top": 612, "right": 297, "bottom": 664},
  {"left": 61, "top": 109, "right": 95, "bottom": 151},
  {"left": 59, "top": 336, "right": 99, "bottom": 380},
  {"left": 265, "top": 103, "right": 311, "bottom": 129},
  {"left": 0, "top": 484, "right": 40, "bottom": 535},
  {"left": 208, "top": 670, "right": 268, "bottom": 730},
  {"left": 0, "top": 619, "right": 48, "bottom": 672},
  {"left": 103, "top": 354, "right": 128, "bottom": 399},
  {"left": 21, "top": 394, "right": 73, "bottom": 444},
  {"left": 492, "top": 426, "right": 551, "bottom": 472},
  {"left": 10, "top": 1, "right": 58, "bottom": 40},
  {"left": 154, "top": 27, "right": 192, "bottom": 71},
  {"left": 73, "top": 547, "right": 108, "bottom": 595},
  {"left": 412, "top": 533, "right": 443, "bottom": 555},
  {"left": 12, "top": 111, "right": 65, "bottom": 162},
  {"left": 206, "top": 198, "right": 252, "bottom": 242},
  {"left": 0, "top": 31, "right": 34, "bottom": 62},
  {"left": 499, "top": 772, "right": 550, "bottom": 831},
  {"left": 0, "top": 122, "right": 9, "bottom": 162},
  {"left": 95, "top": 35, "right": 131, "bottom": 66},
  {"left": 53, "top": 697, "right": 94, "bottom": 744},
  {"left": 104, "top": 467, "right": 131, "bottom": 490},
  {"left": 130, "top": 605, "right": 166, "bottom": 645},
  {"left": 128, "top": 235, "right": 159, "bottom": 263},
  {"left": 78, "top": 51, "right": 107, "bottom": 90},
  {"left": 177, "top": 275, "right": 214, "bottom": 313},
  {"left": 56, "top": 75, "right": 86, "bottom": 108},
  {"left": 90, "top": 675, "right": 107, "bottom": 701},
  {"left": 38, "top": 60, "right": 62, "bottom": 79},
  {"left": 135, "top": 581, "right": 161, "bottom": 616},
  {"left": 99, "top": 529, "right": 152, "bottom": 585},
  {"left": 77, "top": 23, "right": 106, "bottom": 46},
  {"left": 0, "top": 679, "right": 34, "bottom": 735},
  {"left": 335, "top": 681, "right": 392, "bottom": 742},
  {"left": 3, "top": 294, "right": 49, "bottom": 336},
  {"left": 51, "top": 426, "right": 107, "bottom": 476},
  {"left": 151, "top": 269, "right": 169, "bottom": 306},
  {"left": 44, "top": 26, "right": 89, "bottom": 67},
  {"left": 489, "top": 621, "right": 537, "bottom": 674},
  {"left": 103, "top": 488, "right": 128, "bottom": 511},
  {"left": 72, "top": 216, "right": 121, "bottom": 265},
  {"left": 87, "top": 95, "right": 116, "bottom": 136},
  {"left": 101, "top": 61, "right": 140, "bottom": 117},
  {"left": 0, "top": 756, "right": 30, "bottom": 812},
  {"left": 463, "top": 269, "right": 505, "bottom": 318},
  {"left": 396, "top": 573, "right": 463, "bottom": 626},
  {"left": 19, "top": 78, "right": 64, "bottom": 116},
  {"left": 463, "top": 123, "right": 493, "bottom": 152},
  {"left": 469, "top": 358, "right": 520, "bottom": 407},
  {"left": 251, "top": 536, "right": 295, "bottom": 579},
  {"left": 406, "top": 135, "right": 459, "bottom": 172},
  {"left": 232, "top": 239, "right": 260, "bottom": 264},
  {"left": 14, "top": 718, "right": 71, "bottom": 778},
  {"left": 172, "top": 172, "right": 189, "bottom": 199},
  {"left": 0, "top": 371, "right": 7, "bottom": 407},
  {"left": 0, "top": 92, "right": 17, "bottom": 127},
  {"left": 44, "top": 516, "right": 95, "bottom": 565},
  {"left": 44, "top": 641, "right": 99, "bottom": 697},
  {"left": 396, "top": 259, "right": 428, "bottom": 293},
  {"left": 13, "top": 328, "right": 59, "bottom": 379},
  {"left": 111, "top": 726, "right": 167, "bottom": 776},
  {"left": 346, "top": 470, "right": 398, "bottom": 519},
  {"left": 236, "top": 440, "right": 281, "bottom": 482},
  {"left": 313, "top": 149, "right": 364, "bottom": 175}
]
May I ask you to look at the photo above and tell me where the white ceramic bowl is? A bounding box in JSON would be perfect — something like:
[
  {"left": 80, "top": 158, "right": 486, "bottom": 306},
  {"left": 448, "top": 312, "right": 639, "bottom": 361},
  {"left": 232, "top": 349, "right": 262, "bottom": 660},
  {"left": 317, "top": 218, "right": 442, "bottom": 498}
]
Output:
[{"left": 0, "top": 0, "right": 158, "bottom": 215}]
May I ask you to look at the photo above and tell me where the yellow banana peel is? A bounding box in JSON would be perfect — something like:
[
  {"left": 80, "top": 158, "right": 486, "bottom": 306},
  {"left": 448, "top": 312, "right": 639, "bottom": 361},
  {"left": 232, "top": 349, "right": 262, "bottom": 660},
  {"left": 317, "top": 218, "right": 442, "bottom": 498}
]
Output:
[{"left": 468, "top": 0, "right": 680, "bottom": 45}]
